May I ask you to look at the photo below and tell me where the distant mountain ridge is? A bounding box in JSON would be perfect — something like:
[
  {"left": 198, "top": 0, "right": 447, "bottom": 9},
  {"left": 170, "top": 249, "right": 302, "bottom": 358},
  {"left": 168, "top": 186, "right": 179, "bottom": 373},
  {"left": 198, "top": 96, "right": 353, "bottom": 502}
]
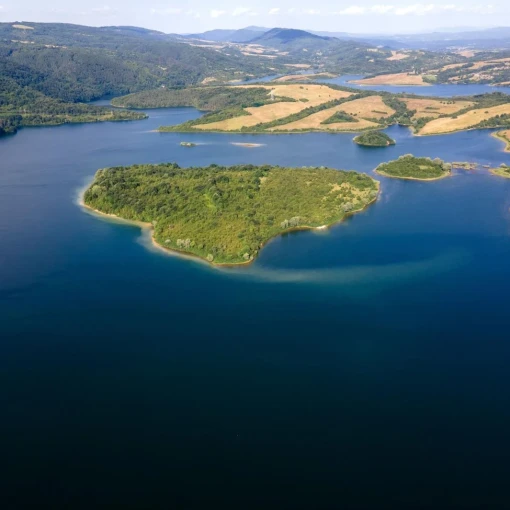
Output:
[{"left": 249, "top": 28, "right": 333, "bottom": 45}]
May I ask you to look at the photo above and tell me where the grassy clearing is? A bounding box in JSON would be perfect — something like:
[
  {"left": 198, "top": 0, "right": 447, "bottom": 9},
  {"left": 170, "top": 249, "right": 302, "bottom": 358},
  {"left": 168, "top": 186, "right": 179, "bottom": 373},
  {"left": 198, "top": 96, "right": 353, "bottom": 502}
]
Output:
[{"left": 387, "top": 51, "right": 410, "bottom": 61}]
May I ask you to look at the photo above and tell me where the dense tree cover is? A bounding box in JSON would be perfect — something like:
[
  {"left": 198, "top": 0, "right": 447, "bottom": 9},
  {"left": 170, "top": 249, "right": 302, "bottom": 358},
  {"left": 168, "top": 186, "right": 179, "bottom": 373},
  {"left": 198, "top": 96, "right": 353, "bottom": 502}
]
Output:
[
  {"left": 111, "top": 86, "right": 291, "bottom": 110},
  {"left": 0, "top": 23, "right": 282, "bottom": 99},
  {"left": 0, "top": 74, "right": 146, "bottom": 135},
  {"left": 84, "top": 163, "right": 379, "bottom": 264},
  {"left": 354, "top": 131, "right": 396, "bottom": 146},
  {"left": 321, "top": 111, "right": 358, "bottom": 124},
  {"left": 375, "top": 155, "right": 451, "bottom": 180}
]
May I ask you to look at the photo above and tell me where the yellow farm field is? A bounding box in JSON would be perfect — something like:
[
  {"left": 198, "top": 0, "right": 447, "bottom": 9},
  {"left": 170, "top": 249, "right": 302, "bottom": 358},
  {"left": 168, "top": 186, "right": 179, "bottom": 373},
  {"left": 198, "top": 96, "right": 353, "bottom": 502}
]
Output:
[
  {"left": 352, "top": 73, "right": 429, "bottom": 86},
  {"left": 402, "top": 98, "right": 474, "bottom": 119},
  {"left": 273, "top": 73, "right": 336, "bottom": 82},
  {"left": 419, "top": 104, "right": 510, "bottom": 135},
  {"left": 192, "top": 84, "right": 352, "bottom": 131},
  {"left": 272, "top": 103, "right": 380, "bottom": 131},
  {"left": 338, "top": 95, "right": 395, "bottom": 119}
]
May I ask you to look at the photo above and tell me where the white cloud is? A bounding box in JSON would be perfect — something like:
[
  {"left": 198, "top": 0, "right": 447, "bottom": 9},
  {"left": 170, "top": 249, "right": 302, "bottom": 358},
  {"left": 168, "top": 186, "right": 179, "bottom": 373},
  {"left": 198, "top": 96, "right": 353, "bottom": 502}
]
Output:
[
  {"left": 232, "top": 7, "right": 250, "bottom": 16},
  {"left": 269, "top": 8, "right": 280, "bottom": 15},
  {"left": 332, "top": 4, "right": 496, "bottom": 16},
  {"left": 305, "top": 9, "right": 321, "bottom": 15},
  {"left": 210, "top": 9, "right": 226, "bottom": 18},
  {"left": 335, "top": 6, "right": 366, "bottom": 15},
  {"left": 371, "top": 5, "right": 396, "bottom": 14},
  {"left": 186, "top": 9, "right": 201, "bottom": 18},
  {"left": 92, "top": 5, "right": 114, "bottom": 13},
  {"left": 150, "top": 7, "right": 184, "bottom": 16}
]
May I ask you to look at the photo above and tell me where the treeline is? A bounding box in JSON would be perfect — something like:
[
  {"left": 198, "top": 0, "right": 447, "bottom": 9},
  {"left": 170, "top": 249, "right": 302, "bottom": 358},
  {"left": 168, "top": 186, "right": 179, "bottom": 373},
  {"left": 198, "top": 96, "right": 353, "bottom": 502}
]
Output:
[
  {"left": 321, "top": 111, "right": 358, "bottom": 124},
  {"left": 112, "top": 86, "right": 290, "bottom": 111},
  {"left": 0, "top": 74, "right": 145, "bottom": 135}
]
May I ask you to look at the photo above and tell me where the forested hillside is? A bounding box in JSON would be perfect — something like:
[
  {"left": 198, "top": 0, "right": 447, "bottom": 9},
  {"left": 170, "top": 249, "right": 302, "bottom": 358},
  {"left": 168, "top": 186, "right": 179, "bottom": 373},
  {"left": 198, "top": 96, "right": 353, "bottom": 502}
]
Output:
[{"left": 0, "top": 22, "right": 285, "bottom": 135}]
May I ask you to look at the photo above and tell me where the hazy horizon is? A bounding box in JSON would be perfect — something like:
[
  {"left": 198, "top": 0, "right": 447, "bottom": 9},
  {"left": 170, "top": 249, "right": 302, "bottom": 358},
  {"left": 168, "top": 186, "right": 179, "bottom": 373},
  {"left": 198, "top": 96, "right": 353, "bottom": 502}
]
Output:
[{"left": 0, "top": 1, "right": 508, "bottom": 35}]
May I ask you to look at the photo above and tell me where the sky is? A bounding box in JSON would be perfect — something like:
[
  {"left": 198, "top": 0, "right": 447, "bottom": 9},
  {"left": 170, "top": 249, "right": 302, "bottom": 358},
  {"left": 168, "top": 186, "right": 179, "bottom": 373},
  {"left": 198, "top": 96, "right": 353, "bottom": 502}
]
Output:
[{"left": 0, "top": 1, "right": 508, "bottom": 34}]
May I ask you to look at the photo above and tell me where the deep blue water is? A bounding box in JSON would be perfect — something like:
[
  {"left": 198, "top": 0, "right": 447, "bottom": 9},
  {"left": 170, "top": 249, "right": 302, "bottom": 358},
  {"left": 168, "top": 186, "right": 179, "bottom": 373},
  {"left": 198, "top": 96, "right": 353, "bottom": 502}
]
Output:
[{"left": 2, "top": 108, "right": 510, "bottom": 509}]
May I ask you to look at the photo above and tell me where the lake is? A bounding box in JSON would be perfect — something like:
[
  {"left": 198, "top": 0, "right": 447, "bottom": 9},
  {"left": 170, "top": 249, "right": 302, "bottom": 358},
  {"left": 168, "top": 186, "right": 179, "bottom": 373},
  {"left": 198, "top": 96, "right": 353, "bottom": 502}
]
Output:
[
  {"left": 241, "top": 73, "right": 510, "bottom": 97},
  {"left": 318, "top": 74, "right": 510, "bottom": 96},
  {"left": 2, "top": 107, "right": 510, "bottom": 509}
]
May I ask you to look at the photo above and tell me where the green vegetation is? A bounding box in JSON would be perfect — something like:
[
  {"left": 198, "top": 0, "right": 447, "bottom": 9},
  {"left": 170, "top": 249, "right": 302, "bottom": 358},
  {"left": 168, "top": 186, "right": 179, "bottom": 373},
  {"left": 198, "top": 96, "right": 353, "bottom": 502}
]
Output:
[
  {"left": 490, "top": 164, "right": 510, "bottom": 179},
  {"left": 111, "top": 86, "right": 290, "bottom": 110},
  {"left": 321, "top": 111, "right": 358, "bottom": 124},
  {"left": 474, "top": 114, "right": 510, "bottom": 129},
  {"left": 0, "top": 79, "right": 146, "bottom": 136},
  {"left": 375, "top": 155, "right": 451, "bottom": 180},
  {"left": 354, "top": 131, "right": 396, "bottom": 147},
  {"left": 84, "top": 163, "right": 379, "bottom": 265}
]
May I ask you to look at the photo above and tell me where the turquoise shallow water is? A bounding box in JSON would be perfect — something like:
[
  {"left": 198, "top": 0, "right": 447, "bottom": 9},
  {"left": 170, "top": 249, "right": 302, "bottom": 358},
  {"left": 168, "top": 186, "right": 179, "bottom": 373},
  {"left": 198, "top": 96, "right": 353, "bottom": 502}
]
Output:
[{"left": 2, "top": 108, "right": 510, "bottom": 508}]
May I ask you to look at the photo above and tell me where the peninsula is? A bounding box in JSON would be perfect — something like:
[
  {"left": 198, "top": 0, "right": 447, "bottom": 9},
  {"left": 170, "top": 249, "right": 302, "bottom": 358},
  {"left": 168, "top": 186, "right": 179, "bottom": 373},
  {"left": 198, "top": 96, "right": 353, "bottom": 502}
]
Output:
[
  {"left": 83, "top": 163, "right": 379, "bottom": 265},
  {"left": 493, "top": 130, "right": 510, "bottom": 152},
  {"left": 113, "top": 84, "right": 510, "bottom": 136},
  {"left": 375, "top": 155, "right": 452, "bottom": 180}
]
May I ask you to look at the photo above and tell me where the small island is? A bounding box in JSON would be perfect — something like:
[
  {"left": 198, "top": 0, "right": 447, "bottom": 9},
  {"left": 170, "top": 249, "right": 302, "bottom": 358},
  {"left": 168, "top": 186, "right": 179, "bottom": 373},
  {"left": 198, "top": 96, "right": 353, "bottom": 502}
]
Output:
[
  {"left": 490, "top": 164, "right": 510, "bottom": 179},
  {"left": 180, "top": 142, "right": 197, "bottom": 147},
  {"left": 83, "top": 163, "right": 379, "bottom": 265},
  {"left": 354, "top": 131, "right": 396, "bottom": 147},
  {"left": 375, "top": 155, "right": 451, "bottom": 181}
]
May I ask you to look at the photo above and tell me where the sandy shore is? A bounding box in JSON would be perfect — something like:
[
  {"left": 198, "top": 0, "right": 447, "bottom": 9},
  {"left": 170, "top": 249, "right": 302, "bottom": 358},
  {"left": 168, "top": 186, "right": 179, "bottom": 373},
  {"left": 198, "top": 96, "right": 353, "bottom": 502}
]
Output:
[
  {"left": 375, "top": 169, "right": 451, "bottom": 181},
  {"left": 230, "top": 142, "right": 265, "bottom": 148},
  {"left": 492, "top": 131, "right": 510, "bottom": 152}
]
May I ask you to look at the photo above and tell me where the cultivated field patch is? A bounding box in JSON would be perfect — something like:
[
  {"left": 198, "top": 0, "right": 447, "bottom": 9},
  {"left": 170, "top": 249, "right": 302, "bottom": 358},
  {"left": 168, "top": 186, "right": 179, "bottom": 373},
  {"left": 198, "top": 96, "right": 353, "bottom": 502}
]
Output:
[
  {"left": 419, "top": 103, "right": 510, "bottom": 135},
  {"left": 402, "top": 98, "right": 474, "bottom": 119}
]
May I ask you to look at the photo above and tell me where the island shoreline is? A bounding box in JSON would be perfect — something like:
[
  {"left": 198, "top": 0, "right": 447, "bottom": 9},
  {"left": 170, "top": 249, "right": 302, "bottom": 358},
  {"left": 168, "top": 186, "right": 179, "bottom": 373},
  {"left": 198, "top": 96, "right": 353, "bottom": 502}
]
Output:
[{"left": 78, "top": 178, "right": 380, "bottom": 268}]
